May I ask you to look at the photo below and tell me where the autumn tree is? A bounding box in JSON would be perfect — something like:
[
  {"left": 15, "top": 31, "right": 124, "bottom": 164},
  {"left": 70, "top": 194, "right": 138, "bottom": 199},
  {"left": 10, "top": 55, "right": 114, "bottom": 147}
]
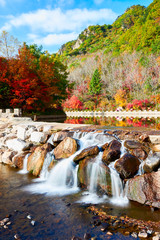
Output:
[{"left": 0, "top": 57, "right": 11, "bottom": 108}]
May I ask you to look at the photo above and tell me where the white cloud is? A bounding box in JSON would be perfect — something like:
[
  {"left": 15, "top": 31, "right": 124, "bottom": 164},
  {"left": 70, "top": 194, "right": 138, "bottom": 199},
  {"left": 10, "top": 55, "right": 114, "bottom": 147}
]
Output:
[
  {"left": 1, "top": 8, "right": 117, "bottom": 33},
  {"left": 28, "top": 32, "right": 78, "bottom": 46},
  {"left": 0, "top": 0, "right": 5, "bottom": 7}
]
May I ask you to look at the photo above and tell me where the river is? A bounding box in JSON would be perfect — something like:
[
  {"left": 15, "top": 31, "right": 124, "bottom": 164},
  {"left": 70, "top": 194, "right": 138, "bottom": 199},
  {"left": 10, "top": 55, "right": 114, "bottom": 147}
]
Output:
[{"left": 0, "top": 163, "right": 160, "bottom": 240}]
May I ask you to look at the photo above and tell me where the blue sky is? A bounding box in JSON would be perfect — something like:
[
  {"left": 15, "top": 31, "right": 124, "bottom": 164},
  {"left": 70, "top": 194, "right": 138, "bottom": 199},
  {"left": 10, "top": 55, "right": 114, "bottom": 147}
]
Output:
[{"left": 0, "top": 0, "right": 153, "bottom": 53}]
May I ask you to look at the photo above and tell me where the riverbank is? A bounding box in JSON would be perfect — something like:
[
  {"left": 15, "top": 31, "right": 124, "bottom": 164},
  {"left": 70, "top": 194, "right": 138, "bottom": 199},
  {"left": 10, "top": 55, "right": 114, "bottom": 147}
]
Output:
[{"left": 0, "top": 117, "right": 160, "bottom": 239}]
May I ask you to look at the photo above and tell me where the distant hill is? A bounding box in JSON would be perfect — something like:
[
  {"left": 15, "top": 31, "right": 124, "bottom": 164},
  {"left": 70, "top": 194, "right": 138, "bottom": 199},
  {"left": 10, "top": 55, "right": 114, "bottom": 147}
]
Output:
[{"left": 58, "top": 0, "right": 160, "bottom": 58}]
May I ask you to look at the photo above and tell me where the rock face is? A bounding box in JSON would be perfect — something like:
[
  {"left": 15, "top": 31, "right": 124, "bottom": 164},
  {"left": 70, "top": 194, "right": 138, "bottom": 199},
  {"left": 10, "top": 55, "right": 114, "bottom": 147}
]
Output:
[
  {"left": 143, "top": 153, "right": 160, "bottom": 173},
  {"left": 27, "top": 143, "right": 53, "bottom": 176},
  {"left": 77, "top": 156, "right": 111, "bottom": 195},
  {"left": 114, "top": 153, "right": 140, "bottom": 179},
  {"left": 102, "top": 140, "right": 121, "bottom": 165},
  {"left": 126, "top": 170, "right": 160, "bottom": 208},
  {"left": 54, "top": 137, "right": 77, "bottom": 160},
  {"left": 74, "top": 146, "right": 99, "bottom": 164}
]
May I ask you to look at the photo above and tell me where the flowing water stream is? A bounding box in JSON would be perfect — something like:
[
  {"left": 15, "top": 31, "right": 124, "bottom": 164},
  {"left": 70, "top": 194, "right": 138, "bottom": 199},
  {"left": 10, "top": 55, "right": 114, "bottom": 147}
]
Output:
[{"left": 0, "top": 131, "right": 160, "bottom": 239}]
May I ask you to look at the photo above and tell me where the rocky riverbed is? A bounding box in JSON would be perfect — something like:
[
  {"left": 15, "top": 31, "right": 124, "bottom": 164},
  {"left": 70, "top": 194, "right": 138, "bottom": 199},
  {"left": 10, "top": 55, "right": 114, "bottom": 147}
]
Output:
[{"left": 0, "top": 117, "right": 160, "bottom": 239}]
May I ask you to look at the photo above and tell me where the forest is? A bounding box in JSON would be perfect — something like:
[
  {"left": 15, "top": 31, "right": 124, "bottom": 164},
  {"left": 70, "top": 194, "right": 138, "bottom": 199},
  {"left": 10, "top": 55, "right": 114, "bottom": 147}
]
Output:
[
  {"left": 0, "top": 0, "right": 160, "bottom": 114},
  {"left": 60, "top": 0, "right": 160, "bottom": 112}
]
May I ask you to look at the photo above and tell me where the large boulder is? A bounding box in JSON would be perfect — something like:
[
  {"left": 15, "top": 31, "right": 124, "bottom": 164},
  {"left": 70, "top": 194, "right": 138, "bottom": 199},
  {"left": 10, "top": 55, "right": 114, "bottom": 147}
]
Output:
[
  {"left": 102, "top": 140, "right": 121, "bottom": 165},
  {"left": 17, "top": 126, "right": 27, "bottom": 140},
  {"left": 27, "top": 143, "right": 53, "bottom": 176},
  {"left": 77, "top": 156, "right": 111, "bottom": 195},
  {"left": 114, "top": 153, "right": 140, "bottom": 179},
  {"left": 54, "top": 137, "right": 77, "bottom": 160},
  {"left": 73, "top": 146, "right": 99, "bottom": 164},
  {"left": 143, "top": 153, "right": 160, "bottom": 173},
  {"left": 124, "top": 140, "right": 148, "bottom": 160},
  {"left": 126, "top": 170, "right": 160, "bottom": 208},
  {"left": 6, "top": 138, "right": 28, "bottom": 152}
]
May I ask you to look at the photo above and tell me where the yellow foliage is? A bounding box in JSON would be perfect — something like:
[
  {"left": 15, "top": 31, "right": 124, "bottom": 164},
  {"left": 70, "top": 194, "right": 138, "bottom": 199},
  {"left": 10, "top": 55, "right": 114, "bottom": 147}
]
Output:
[{"left": 114, "top": 89, "right": 127, "bottom": 107}]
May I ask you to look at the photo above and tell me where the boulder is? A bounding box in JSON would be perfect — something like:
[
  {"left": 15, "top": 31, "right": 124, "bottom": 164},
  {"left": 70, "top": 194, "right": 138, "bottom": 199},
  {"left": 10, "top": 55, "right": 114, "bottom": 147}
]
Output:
[
  {"left": 143, "top": 153, "right": 160, "bottom": 173},
  {"left": 152, "top": 144, "right": 160, "bottom": 152},
  {"left": 114, "top": 153, "right": 140, "bottom": 179},
  {"left": 124, "top": 140, "right": 142, "bottom": 149},
  {"left": 77, "top": 156, "right": 111, "bottom": 195},
  {"left": 17, "top": 126, "right": 27, "bottom": 140},
  {"left": 74, "top": 146, "right": 99, "bottom": 164},
  {"left": 30, "top": 131, "right": 49, "bottom": 144},
  {"left": 124, "top": 140, "right": 148, "bottom": 160},
  {"left": 27, "top": 143, "right": 53, "bottom": 176},
  {"left": 12, "top": 152, "right": 29, "bottom": 169},
  {"left": 54, "top": 137, "right": 77, "bottom": 160},
  {"left": 1, "top": 150, "right": 17, "bottom": 166},
  {"left": 6, "top": 138, "right": 28, "bottom": 152},
  {"left": 102, "top": 140, "right": 121, "bottom": 165},
  {"left": 126, "top": 170, "right": 160, "bottom": 208},
  {"left": 53, "top": 131, "right": 73, "bottom": 144}
]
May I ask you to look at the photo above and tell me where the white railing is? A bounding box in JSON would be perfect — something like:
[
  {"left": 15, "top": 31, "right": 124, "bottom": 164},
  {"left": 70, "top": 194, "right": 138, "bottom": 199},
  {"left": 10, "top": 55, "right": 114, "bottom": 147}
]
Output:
[
  {"left": 0, "top": 108, "right": 21, "bottom": 117},
  {"left": 66, "top": 110, "right": 160, "bottom": 118}
]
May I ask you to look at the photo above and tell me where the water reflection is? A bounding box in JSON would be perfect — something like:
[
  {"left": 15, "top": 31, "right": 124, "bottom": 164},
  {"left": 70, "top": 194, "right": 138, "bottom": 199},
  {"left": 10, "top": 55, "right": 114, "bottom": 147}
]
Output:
[{"left": 65, "top": 116, "right": 160, "bottom": 129}]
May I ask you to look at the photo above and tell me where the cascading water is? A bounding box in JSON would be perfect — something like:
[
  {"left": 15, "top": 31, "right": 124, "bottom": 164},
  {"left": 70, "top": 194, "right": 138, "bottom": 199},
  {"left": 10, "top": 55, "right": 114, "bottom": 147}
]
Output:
[
  {"left": 80, "top": 152, "right": 108, "bottom": 204},
  {"left": 18, "top": 153, "right": 30, "bottom": 174},
  {"left": 24, "top": 131, "right": 128, "bottom": 204}
]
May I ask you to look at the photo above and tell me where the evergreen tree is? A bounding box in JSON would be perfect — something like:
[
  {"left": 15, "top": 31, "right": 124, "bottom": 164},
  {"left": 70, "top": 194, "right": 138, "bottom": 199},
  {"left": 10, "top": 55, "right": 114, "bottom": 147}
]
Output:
[{"left": 89, "top": 69, "right": 102, "bottom": 95}]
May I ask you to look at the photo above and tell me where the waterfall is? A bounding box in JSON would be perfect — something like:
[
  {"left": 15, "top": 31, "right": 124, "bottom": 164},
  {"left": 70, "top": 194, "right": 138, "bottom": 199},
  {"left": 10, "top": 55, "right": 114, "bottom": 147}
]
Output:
[
  {"left": 18, "top": 153, "right": 30, "bottom": 174},
  {"left": 109, "top": 161, "right": 129, "bottom": 205},
  {"left": 24, "top": 131, "right": 128, "bottom": 204}
]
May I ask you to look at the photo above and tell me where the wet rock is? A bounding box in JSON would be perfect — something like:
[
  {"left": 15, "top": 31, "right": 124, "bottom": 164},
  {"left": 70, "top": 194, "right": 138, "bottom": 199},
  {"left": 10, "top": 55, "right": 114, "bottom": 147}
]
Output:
[
  {"left": 100, "top": 222, "right": 110, "bottom": 232},
  {"left": 139, "top": 134, "right": 151, "bottom": 143},
  {"left": 101, "top": 142, "right": 109, "bottom": 151},
  {"left": 143, "top": 153, "right": 160, "bottom": 173},
  {"left": 106, "top": 232, "right": 113, "bottom": 236},
  {"left": 77, "top": 157, "right": 111, "bottom": 195},
  {"left": 27, "top": 143, "right": 53, "bottom": 176},
  {"left": 124, "top": 140, "right": 148, "bottom": 160},
  {"left": 124, "top": 140, "right": 143, "bottom": 149},
  {"left": 74, "top": 146, "right": 99, "bottom": 164},
  {"left": 114, "top": 153, "right": 140, "bottom": 179},
  {"left": 149, "top": 135, "right": 160, "bottom": 144},
  {"left": 102, "top": 140, "right": 121, "bottom": 165},
  {"left": 12, "top": 152, "right": 29, "bottom": 169},
  {"left": 53, "top": 131, "right": 73, "bottom": 144},
  {"left": 126, "top": 170, "right": 160, "bottom": 208},
  {"left": 54, "top": 137, "right": 77, "bottom": 160}
]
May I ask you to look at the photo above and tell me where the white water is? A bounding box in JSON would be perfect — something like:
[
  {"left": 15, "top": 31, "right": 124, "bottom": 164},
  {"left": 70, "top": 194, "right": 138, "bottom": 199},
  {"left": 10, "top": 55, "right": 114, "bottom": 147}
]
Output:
[
  {"left": 18, "top": 154, "right": 30, "bottom": 174},
  {"left": 24, "top": 131, "right": 128, "bottom": 204}
]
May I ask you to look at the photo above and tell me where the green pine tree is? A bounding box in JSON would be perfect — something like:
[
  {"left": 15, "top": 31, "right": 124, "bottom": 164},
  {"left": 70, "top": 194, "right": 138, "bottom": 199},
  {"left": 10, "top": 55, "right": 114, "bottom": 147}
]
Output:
[{"left": 89, "top": 69, "right": 102, "bottom": 95}]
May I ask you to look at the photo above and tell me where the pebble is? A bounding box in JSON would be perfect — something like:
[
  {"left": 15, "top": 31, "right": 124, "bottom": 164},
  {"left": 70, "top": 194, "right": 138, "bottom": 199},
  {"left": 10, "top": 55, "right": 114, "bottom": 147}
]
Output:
[
  {"left": 3, "top": 225, "right": 8, "bottom": 229},
  {"left": 138, "top": 231, "right": 148, "bottom": 238},
  {"left": 6, "top": 221, "right": 12, "bottom": 225},
  {"left": 106, "top": 232, "right": 113, "bottom": 236},
  {"left": 14, "top": 234, "right": 20, "bottom": 239},
  {"left": 31, "top": 220, "right": 35, "bottom": 226},
  {"left": 152, "top": 233, "right": 160, "bottom": 240},
  {"left": 27, "top": 215, "right": 32, "bottom": 220},
  {"left": 131, "top": 232, "right": 138, "bottom": 238}
]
